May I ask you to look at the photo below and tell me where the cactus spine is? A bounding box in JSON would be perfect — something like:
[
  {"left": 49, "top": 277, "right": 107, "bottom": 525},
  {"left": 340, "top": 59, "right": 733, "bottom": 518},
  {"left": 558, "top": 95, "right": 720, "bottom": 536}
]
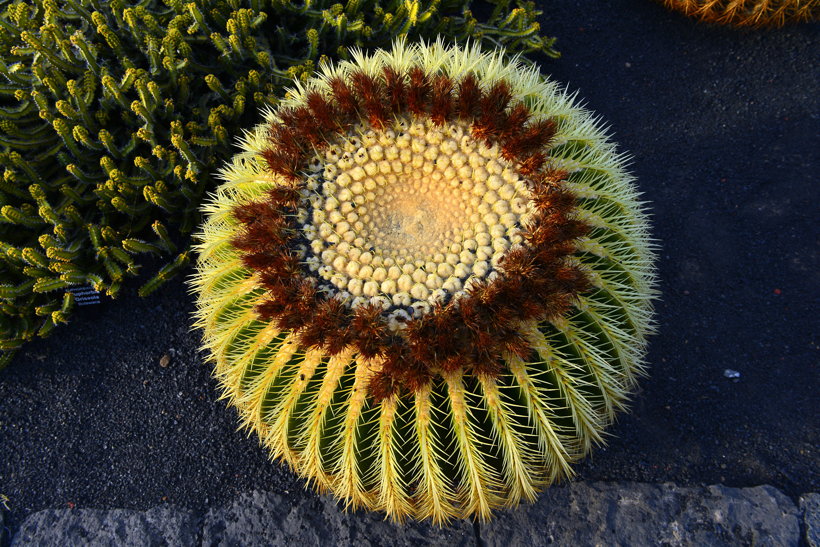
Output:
[
  {"left": 193, "top": 40, "right": 657, "bottom": 523},
  {"left": 657, "top": 0, "right": 819, "bottom": 26}
]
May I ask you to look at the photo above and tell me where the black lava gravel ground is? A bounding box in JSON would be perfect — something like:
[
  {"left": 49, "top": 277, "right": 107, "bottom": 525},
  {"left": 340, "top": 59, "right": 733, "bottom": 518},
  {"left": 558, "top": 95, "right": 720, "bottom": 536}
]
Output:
[{"left": 1, "top": 0, "right": 818, "bottom": 534}]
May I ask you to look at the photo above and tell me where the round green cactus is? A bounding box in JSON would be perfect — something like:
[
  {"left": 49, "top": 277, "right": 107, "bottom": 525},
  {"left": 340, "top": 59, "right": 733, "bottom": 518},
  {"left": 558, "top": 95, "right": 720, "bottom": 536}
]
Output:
[
  {"left": 657, "top": 0, "right": 819, "bottom": 26},
  {"left": 193, "top": 40, "right": 657, "bottom": 523}
]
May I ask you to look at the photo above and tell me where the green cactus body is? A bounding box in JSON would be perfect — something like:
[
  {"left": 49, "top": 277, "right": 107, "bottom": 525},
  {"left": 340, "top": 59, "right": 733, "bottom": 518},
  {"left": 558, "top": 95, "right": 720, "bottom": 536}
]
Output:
[
  {"left": 657, "top": 0, "right": 819, "bottom": 26},
  {"left": 0, "top": 0, "right": 557, "bottom": 367},
  {"left": 193, "top": 41, "right": 657, "bottom": 523}
]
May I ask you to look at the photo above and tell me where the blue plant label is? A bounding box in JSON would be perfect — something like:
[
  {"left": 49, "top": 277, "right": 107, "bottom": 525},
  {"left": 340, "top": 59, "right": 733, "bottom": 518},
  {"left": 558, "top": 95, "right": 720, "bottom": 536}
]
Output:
[{"left": 67, "top": 285, "right": 101, "bottom": 306}]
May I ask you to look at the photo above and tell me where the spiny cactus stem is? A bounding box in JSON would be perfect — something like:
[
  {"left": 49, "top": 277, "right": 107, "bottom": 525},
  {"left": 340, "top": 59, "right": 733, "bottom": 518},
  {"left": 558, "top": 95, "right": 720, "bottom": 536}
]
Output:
[
  {"left": 20, "top": 31, "right": 82, "bottom": 75},
  {"left": 0, "top": 61, "right": 29, "bottom": 86},
  {"left": 0, "top": 134, "right": 49, "bottom": 150},
  {"left": 0, "top": 100, "right": 37, "bottom": 120},
  {"left": 62, "top": 0, "right": 94, "bottom": 24},
  {"left": 9, "top": 152, "right": 47, "bottom": 186},
  {"left": 0, "top": 13, "right": 20, "bottom": 36}
]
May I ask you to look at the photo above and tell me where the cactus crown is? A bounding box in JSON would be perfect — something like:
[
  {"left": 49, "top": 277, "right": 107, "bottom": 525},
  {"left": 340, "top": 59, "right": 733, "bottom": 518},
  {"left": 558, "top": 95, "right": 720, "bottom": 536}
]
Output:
[
  {"left": 0, "top": 0, "right": 557, "bottom": 368},
  {"left": 194, "top": 40, "right": 657, "bottom": 523},
  {"left": 230, "top": 60, "right": 591, "bottom": 401}
]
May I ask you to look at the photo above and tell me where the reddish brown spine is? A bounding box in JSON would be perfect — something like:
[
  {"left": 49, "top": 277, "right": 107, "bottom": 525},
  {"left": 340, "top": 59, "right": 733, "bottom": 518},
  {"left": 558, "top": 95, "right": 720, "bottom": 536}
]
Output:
[
  {"left": 406, "top": 67, "right": 431, "bottom": 117},
  {"left": 350, "top": 71, "right": 389, "bottom": 130}
]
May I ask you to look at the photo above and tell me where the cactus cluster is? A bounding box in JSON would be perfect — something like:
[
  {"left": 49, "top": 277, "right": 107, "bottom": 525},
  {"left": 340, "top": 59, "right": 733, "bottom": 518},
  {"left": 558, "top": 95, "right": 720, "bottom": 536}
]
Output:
[
  {"left": 194, "top": 41, "right": 657, "bottom": 523},
  {"left": 0, "top": 0, "right": 558, "bottom": 368},
  {"left": 657, "top": 0, "right": 819, "bottom": 26}
]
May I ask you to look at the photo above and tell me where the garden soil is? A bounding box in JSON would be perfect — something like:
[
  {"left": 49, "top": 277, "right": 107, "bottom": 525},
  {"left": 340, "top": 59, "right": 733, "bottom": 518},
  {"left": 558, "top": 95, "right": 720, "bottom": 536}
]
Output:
[{"left": 1, "top": 0, "right": 817, "bottom": 537}]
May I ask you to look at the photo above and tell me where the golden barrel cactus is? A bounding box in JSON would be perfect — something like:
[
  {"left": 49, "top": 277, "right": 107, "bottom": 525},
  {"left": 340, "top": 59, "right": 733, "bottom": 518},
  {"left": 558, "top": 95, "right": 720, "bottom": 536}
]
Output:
[
  {"left": 193, "top": 41, "right": 657, "bottom": 523},
  {"left": 657, "top": 0, "right": 819, "bottom": 26}
]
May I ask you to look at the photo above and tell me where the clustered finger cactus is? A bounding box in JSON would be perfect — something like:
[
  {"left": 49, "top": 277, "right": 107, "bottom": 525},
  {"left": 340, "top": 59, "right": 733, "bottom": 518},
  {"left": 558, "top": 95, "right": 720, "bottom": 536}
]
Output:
[
  {"left": 657, "top": 0, "right": 819, "bottom": 26},
  {"left": 0, "top": 0, "right": 557, "bottom": 369},
  {"left": 193, "top": 40, "right": 657, "bottom": 523}
]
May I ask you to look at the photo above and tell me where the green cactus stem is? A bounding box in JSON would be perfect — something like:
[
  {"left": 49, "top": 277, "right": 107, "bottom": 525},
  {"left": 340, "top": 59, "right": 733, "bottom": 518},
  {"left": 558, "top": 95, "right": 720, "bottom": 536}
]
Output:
[
  {"left": 193, "top": 40, "right": 657, "bottom": 523},
  {"left": 0, "top": 0, "right": 559, "bottom": 367}
]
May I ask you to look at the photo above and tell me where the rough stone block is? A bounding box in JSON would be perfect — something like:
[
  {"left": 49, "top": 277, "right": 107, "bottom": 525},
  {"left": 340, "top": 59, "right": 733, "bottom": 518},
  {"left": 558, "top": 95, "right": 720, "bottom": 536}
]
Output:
[
  {"left": 11, "top": 506, "right": 199, "bottom": 547},
  {"left": 201, "top": 490, "right": 473, "bottom": 546},
  {"left": 10, "top": 483, "right": 806, "bottom": 546},
  {"left": 802, "top": 493, "right": 820, "bottom": 547},
  {"left": 1, "top": 508, "right": 8, "bottom": 547},
  {"left": 481, "top": 482, "right": 800, "bottom": 546}
]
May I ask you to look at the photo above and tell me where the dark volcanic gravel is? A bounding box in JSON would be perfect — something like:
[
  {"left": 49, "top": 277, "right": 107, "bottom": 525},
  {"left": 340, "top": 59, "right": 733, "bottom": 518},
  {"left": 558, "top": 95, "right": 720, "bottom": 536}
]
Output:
[{"left": 1, "top": 0, "right": 818, "bottom": 535}]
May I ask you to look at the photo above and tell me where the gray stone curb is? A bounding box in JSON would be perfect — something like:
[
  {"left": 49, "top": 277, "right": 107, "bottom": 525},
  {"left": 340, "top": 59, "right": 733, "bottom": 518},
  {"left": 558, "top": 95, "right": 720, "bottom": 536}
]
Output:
[
  {"left": 10, "top": 506, "right": 199, "bottom": 547},
  {"left": 802, "top": 493, "right": 819, "bottom": 547},
  {"left": 8, "top": 482, "right": 809, "bottom": 546},
  {"left": 482, "top": 483, "right": 799, "bottom": 546},
  {"left": 1, "top": 508, "right": 8, "bottom": 546}
]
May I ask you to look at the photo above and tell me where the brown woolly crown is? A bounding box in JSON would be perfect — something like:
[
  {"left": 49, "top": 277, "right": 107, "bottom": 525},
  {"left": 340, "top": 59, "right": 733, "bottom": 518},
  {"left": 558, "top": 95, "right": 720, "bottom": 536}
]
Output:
[{"left": 230, "top": 67, "right": 591, "bottom": 401}]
